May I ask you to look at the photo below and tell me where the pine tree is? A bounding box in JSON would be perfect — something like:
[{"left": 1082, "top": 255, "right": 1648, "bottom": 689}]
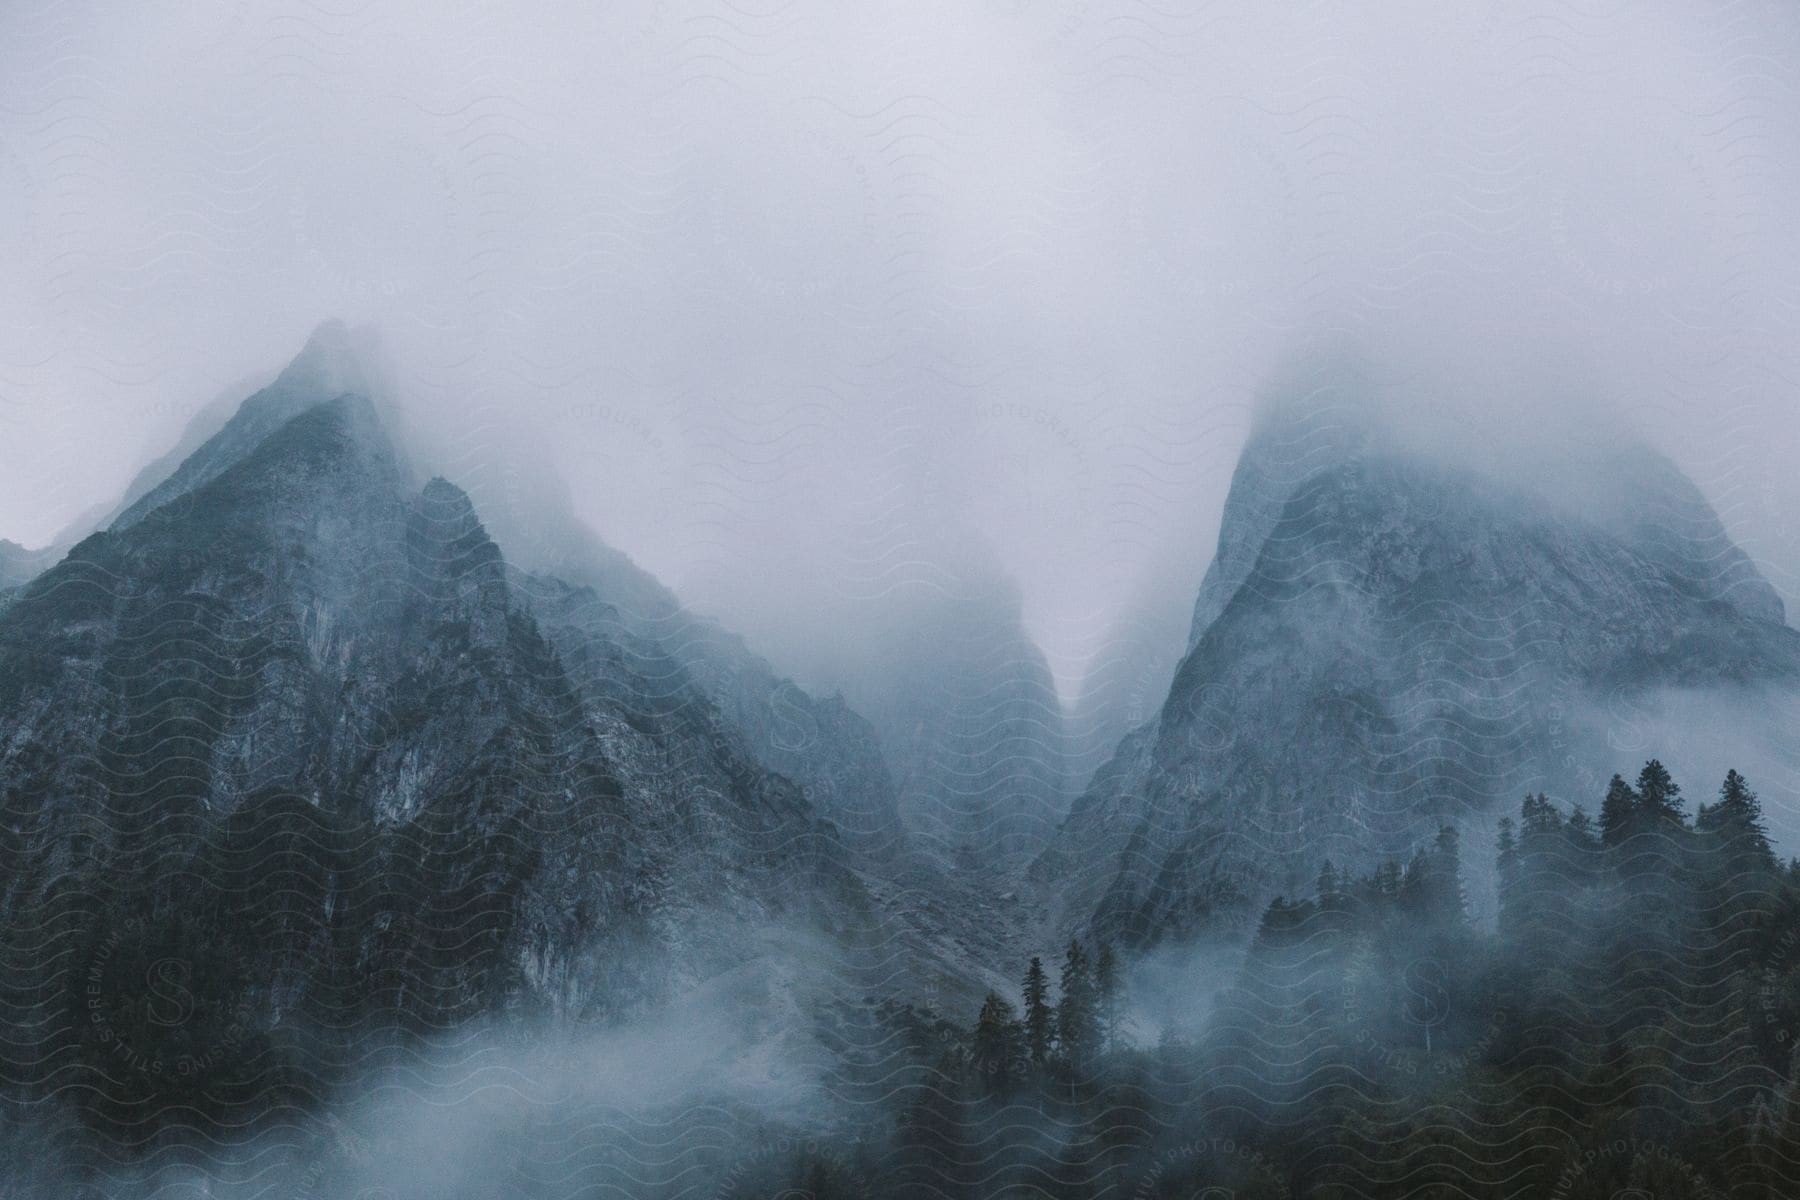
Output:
[
  {"left": 1432, "top": 824, "right": 1468, "bottom": 924},
  {"left": 1317, "top": 860, "right": 1339, "bottom": 899},
  {"left": 1635, "top": 758, "right": 1685, "bottom": 824},
  {"left": 1317, "top": 859, "right": 1352, "bottom": 922},
  {"left": 1565, "top": 805, "right": 1597, "bottom": 849},
  {"left": 1254, "top": 895, "right": 1291, "bottom": 945},
  {"left": 1094, "top": 942, "right": 1121, "bottom": 1052},
  {"left": 1563, "top": 806, "right": 1600, "bottom": 886},
  {"left": 1399, "top": 846, "right": 1434, "bottom": 913},
  {"left": 1519, "top": 792, "right": 1561, "bottom": 843},
  {"left": 1505, "top": 794, "right": 1570, "bottom": 946},
  {"left": 970, "top": 992, "right": 1023, "bottom": 1095},
  {"left": 1600, "top": 774, "right": 1637, "bottom": 847},
  {"left": 1057, "top": 940, "right": 1096, "bottom": 1072},
  {"left": 1022, "top": 956, "right": 1053, "bottom": 1067},
  {"left": 1496, "top": 817, "right": 1518, "bottom": 931},
  {"left": 1697, "top": 768, "right": 1774, "bottom": 873}
]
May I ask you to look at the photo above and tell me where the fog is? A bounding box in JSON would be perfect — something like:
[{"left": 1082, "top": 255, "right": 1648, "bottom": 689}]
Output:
[
  {"left": 3, "top": 1, "right": 1799, "bottom": 701},
  {"left": 24, "top": 956, "right": 822, "bottom": 1199},
  {"left": 24, "top": 915, "right": 1147, "bottom": 1200}
]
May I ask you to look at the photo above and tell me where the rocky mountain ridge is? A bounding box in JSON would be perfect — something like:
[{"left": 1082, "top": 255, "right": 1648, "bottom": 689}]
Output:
[
  {"left": 1039, "top": 375, "right": 1800, "bottom": 945},
  {"left": 0, "top": 364, "right": 872, "bottom": 1048}
]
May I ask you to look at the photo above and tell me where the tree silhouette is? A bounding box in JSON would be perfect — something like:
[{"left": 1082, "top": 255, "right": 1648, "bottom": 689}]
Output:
[
  {"left": 1697, "top": 768, "right": 1774, "bottom": 873},
  {"left": 1635, "top": 758, "right": 1685, "bottom": 824},
  {"left": 1022, "top": 955, "right": 1053, "bottom": 1067},
  {"left": 1094, "top": 942, "right": 1121, "bottom": 1052},
  {"left": 970, "top": 991, "right": 1023, "bottom": 1095},
  {"left": 1599, "top": 773, "right": 1637, "bottom": 847},
  {"left": 1057, "top": 940, "right": 1097, "bottom": 1073}
]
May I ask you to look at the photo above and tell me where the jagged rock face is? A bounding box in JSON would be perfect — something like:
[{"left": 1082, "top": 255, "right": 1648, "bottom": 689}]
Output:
[
  {"left": 0, "top": 376, "right": 262, "bottom": 611},
  {"left": 490, "top": 491, "right": 907, "bottom": 858},
  {"left": 0, "top": 388, "right": 844, "bottom": 1028},
  {"left": 1043, "top": 395, "right": 1800, "bottom": 946},
  {"left": 496, "top": 480, "right": 1063, "bottom": 864},
  {"left": 391, "top": 402, "right": 1056, "bottom": 866},
  {"left": 79, "top": 385, "right": 244, "bottom": 537},
  {"left": 39, "top": 314, "right": 900, "bottom": 861},
  {"left": 109, "top": 319, "right": 391, "bottom": 531}
]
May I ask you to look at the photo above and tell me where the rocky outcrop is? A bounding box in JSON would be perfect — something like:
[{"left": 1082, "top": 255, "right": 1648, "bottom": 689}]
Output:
[
  {"left": 484, "top": 477, "right": 907, "bottom": 858},
  {"left": 108, "top": 319, "right": 393, "bottom": 531},
  {"left": 1041, "top": 371, "right": 1800, "bottom": 946},
  {"left": 0, "top": 381, "right": 851, "bottom": 1038}
]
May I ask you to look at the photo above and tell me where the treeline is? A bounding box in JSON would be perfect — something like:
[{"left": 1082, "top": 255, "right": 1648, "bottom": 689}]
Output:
[
  {"left": 789, "top": 761, "right": 1800, "bottom": 1198},
  {"left": 0, "top": 777, "right": 584, "bottom": 1160},
  {"left": 8, "top": 760, "right": 1800, "bottom": 1198}
]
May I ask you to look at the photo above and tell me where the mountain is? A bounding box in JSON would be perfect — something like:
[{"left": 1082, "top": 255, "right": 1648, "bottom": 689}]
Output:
[
  {"left": 19, "top": 319, "right": 902, "bottom": 861},
  {"left": 0, "top": 347, "right": 894, "bottom": 1137},
  {"left": 1038, "top": 366, "right": 1800, "bottom": 945},
  {"left": 108, "top": 319, "right": 391, "bottom": 532},
  {"left": 440, "top": 456, "right": 907, "bottom": 858},
  {"left": 378, "top": 390, "right": 1062, "bottom": 867},
  {"left": 0, "top": 374, "right": 266, "bottom": 610},
  {"left": 84, "top": 376, "right": 255, "bottom": 535}
]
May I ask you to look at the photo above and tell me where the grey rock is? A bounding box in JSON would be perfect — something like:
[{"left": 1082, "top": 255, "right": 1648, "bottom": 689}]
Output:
[
  {"left": 0, "top": 383, "right": 845, "bottom": 1022},
  {"left": 1043, "top": 370, "right": 1800, "bottom": 946}
]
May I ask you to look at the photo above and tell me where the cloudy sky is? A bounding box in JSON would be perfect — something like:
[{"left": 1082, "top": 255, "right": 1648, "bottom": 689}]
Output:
[{"left": 3, "top": 0, "right": 1799, "bottom": 697}]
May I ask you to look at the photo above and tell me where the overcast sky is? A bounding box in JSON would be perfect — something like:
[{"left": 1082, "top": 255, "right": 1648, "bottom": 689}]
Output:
[{"left": 3, "top": 0, "right": 1799, "bottom": 698}]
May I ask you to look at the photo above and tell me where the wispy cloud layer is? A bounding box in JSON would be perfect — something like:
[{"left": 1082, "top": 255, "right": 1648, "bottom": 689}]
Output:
[{"left": 2, "top": 0, "right": 1797, "bottom": 691}]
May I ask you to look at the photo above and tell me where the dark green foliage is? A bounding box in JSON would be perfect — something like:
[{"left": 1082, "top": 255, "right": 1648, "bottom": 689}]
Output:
[
  {"left": 1022, "top": 955, "right": 1053, "bottom": 1066},
  {"left": 1496, "top": 817, "right": 1519, "bottom": 927},
  {"left": 1057, "top": 939, "right": 1098, "bottom": 1071},
  {"left": 1094, "top": 942, "right": 1120, "bottom": 1052},
  {"left": 969, "top": 992, "right": 1023, "bottom": 1095},
  {"left": 1697, "top": 767, "right": 1775, "bottom": 875},
  {"left": 1600, "top": 772, "right": 1637, "bottom": 846},
  {"left": 1636, "top": 757, "right": 1685, "bottom": 823},
  {"left": 7, "top": 740, "right": 1800, "bottom": 1198},
  {"left": 1, "top": 778, "right": 552, "bottom": 1145},
  {"left": 801, "top": 761, "right": 1800, "bottom": 1199}
]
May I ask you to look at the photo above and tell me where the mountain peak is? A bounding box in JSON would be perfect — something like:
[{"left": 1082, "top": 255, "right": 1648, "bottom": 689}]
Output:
[
  {"left": 419, "top": 474, "right": 476, "bottom": 510},
  {"left": 1189, "top": 352, "right": 1784, "bottom": 649},
  {"left": 1183, "top": 351, "right": 1418, "bottom": 650},
  {"left": 143, "top": 392, "right": 402, "bottom": 526},
  {"left": 111, "top": 322, "right": 397, "bottom": 531},
  {"left": 1060, "top": 382, "right": 1800, "bottom": 945}
]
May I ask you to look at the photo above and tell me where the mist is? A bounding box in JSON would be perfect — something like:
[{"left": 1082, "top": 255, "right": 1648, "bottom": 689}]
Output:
[
  {"left": 4, "top": 1, "right": 1799, "bottom": 700},
  {"left": 1567, "top": 684, "right": 1800, "bottom": 850},
  {"left": 7, "top": 9, "right": 1800, "bottom": 1193},
  {"left": 24, "top": 959, "right": 823, "bottom": 1199}
]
